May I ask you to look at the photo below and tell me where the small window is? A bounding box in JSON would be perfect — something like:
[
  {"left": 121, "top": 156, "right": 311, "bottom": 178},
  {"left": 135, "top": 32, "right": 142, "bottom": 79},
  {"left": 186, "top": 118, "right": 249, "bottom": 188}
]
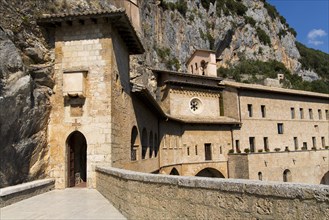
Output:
[
  {"left": 293, "top": 137, "right": 298, "bottom": 150},
  {"left": 235, "top": 140, "right": 240, "bottom": 152},
  {"left": 312, "top": 137, "right": 316, "bottom": 148},
  {"left": 303, "top": 142, "right": 308, "bottom": 150},
  {"left": 187, "top": 146, "right": 190, "bottom": 156},
  {"left": 249, "top": 137, "right": 255, "bottom": 152},
  {"left": 261, "top": 105, "right": 266, "bottom": 118},
  {"left": 283, "top": 169, "right": 291, "bottom": 182},
  {"left": 321, "top": 137, "right": 326, "bottom": 148},
  {"left": 248, "top": 104, "right": 253, "bottom": 117},
  {"left": 315, "top": 125, "right": 319, "bottom": 132},
  {"left": 300, "top": 108, "right": 304, "bottom": 119},
  {"left": 195, "top": 63, "right": 198, "bottom": 70},
  {"left": 326, "top": 110, "right": 329, "bottom": 120},
  {"left": 263, "top": 137, "right": 269, "bottom": 151},
  {"left": 277, "top": 123, "right": 284, "bottom": 134},
  {"left": 195, "top": 145, "right": 198, "bottom": 155},
  {"left": 291, "top": 107, "right": 295, "bottom": 119},
  {"left": 204, "top": 143, "right": 212, "bottom": 160},
  {"left": 318, "top": 109, "right": 322, "bottom": 120},
  {"left": 191, "top": 65, "right": 194, "bottom": 74},
  {"left": 258, "top": 172, "right": 262, "bottom": 181},
  {"left": 220, "top": 146, "right": 223, "bottom": 154},
  {"left": 309, "top": 109, "right": 313, "bottom": 119}
]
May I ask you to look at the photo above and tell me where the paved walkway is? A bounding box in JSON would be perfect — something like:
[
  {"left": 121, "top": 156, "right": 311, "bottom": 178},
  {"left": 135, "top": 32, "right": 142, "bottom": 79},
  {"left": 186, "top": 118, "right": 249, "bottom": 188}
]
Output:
[{"left": 0, "top": 188, "right": 126, "bottom": 220}]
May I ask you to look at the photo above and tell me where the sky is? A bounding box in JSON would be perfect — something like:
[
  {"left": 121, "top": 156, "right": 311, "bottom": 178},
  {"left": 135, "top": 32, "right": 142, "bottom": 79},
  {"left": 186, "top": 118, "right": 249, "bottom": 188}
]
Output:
[{"left": 267, "top": 0, "right": 329, "bottom": 54}]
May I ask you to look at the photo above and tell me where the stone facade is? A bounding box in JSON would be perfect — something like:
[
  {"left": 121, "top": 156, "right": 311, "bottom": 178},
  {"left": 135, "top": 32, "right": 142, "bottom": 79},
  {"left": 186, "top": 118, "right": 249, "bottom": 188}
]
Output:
[
  {"left": 96, "top": 166, "right": 329, "bottom": 219},
  {"left": 42, "top": 8, "right": 329, "bottom": 189}
]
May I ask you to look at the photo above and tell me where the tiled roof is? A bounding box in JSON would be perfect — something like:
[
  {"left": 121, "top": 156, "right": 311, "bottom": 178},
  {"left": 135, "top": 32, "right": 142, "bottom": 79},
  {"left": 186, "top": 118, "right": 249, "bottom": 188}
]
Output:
[{"left": 38, "top": 9, "right": 144, "bottom": 55}]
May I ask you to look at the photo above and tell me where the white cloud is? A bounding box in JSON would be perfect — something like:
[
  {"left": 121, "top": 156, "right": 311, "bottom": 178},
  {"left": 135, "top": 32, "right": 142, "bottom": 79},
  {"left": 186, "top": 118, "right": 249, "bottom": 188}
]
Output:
[{"left": 307, "top": 29, "right": 327, "bottom": 46}]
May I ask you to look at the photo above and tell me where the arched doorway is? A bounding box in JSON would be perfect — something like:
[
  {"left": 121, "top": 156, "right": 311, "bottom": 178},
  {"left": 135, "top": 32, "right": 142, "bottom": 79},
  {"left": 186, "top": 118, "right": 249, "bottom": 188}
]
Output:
[
  {"left": 195, "top": 168, "right": 225, "bottom": 178},
  {"left": 320, "top": 171, "right": 329, "bottom": 185},
  {"left": 67, "top": 131, "right": 87, "bottom": 187},
  {"left": 169, "top": 168, "right": 179, "bottom": 175}
]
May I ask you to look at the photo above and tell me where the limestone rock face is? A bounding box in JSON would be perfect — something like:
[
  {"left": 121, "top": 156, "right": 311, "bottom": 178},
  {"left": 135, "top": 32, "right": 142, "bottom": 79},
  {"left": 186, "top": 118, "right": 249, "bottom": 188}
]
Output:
[{"left": 0, "top": 27, "right": 53, "bottom": 187}]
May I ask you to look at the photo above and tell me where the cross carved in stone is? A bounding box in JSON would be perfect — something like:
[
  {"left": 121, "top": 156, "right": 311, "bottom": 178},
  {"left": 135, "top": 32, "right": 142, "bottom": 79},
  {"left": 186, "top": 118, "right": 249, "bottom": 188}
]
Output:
[{"left": 72, "top": 119, "right": 81, "bottom": 130}]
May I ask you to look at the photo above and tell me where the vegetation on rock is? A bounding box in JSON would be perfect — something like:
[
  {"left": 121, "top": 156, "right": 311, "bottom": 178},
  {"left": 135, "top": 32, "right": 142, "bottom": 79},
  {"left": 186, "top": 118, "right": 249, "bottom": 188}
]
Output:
[{"left": 296, "top": 42, "right": 329, "bottom": 81}]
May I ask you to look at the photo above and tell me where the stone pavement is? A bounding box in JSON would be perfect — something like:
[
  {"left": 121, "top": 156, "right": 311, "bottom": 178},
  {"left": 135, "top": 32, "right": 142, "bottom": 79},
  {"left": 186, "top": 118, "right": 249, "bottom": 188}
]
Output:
[{"left": 0, "top": 188, "right": 126, "bottom": 220}]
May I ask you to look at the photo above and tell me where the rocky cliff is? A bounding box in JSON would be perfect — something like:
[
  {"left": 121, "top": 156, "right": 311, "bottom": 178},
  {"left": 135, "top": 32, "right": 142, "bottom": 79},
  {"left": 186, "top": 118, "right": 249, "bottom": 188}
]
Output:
[{"left": 0, "top": 0, "right": 327, "bottom": 187}]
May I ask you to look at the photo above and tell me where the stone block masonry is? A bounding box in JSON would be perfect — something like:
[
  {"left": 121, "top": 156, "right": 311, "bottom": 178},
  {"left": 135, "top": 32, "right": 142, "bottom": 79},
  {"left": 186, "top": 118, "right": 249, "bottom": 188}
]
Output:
[{"left": 96, "top": 166, "right": 329, "bottom": 219}]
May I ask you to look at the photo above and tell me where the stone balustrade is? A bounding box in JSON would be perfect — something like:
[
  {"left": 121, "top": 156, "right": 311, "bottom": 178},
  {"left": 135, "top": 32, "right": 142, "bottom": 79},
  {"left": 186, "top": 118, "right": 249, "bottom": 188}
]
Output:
[
  {"left": 0, "top": 179, "right": 55, "bottom": 208},
  {"left": 96, "top": 166, "right": 329, "bottom": 219}
]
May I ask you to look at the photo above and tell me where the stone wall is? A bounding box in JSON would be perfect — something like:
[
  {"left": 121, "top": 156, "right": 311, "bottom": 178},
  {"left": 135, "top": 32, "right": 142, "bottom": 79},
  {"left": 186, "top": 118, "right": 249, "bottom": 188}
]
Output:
[
  {"left": 229, "top": 150, "right": 329, "bottom": 184},
  {"left": 96, "top": 166, "right": 329, "bottom": 219}
]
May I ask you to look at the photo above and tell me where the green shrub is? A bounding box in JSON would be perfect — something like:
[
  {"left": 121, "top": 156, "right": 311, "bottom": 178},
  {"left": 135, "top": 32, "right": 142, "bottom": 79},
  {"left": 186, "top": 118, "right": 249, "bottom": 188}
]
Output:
[
  {"left": 201, "top": 0, "right": 216, "bottom": 11},
  {"left": 258, "top": 149, "right": 263, "bottom": 153},
  {"left": 256, "top": 27, "right": 271, "bottom": 46},
  {"left": 244, "top": 148, "right": 250, "bottom": 153},
  {"left": 244, "top": 16, "right": 256, "bottom": 27},
  {"left": 274, "top": 148, "right": 281, "bottom": 152},
  {"left": 228, "top": 149, "right": 234, "bottom": 154},
  {"left": 159, "top": 0, "right": 188, "bottom": 17},
  {"left": 325, "top": 146, "right": 329, "bottom": 149}
]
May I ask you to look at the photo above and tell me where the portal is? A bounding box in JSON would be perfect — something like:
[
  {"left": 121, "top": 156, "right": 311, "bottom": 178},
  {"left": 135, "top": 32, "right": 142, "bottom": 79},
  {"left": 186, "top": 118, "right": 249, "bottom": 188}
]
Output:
[{"left": 66, "top": 131, "right": 87, "bottom": 187}]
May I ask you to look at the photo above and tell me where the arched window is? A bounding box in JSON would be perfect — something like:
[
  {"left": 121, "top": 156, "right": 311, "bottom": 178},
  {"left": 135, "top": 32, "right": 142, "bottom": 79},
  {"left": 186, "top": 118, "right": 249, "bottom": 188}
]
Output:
[
  {"left": 149, "top": 131, "right": 153, "bottom": 158},
  {"left": 141, "top": 128, "right": 148, "bottom": 159},
  {"left": 130, "top": 126, "right": 139, "bottom": 161},
  {"left": 258, "top": 172, "right": 262, "bottom": 181},
  {"left": 154, "top": 133, "right": 159, "bottom": 157},
  {"left": 283, "top": 169, "right": 291, "bottom": 182},
  {"left": 320, "top": 171, "right": 329, "bottom": 185}
]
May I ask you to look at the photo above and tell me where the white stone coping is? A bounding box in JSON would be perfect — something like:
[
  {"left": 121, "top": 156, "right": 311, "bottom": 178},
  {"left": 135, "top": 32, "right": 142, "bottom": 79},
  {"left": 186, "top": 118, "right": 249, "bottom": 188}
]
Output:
[
  {"left": 96, "top": 166, "right": 329, "bottom": 202},
  {"left": 0, "top": 179, "right": 55, "bottom": 197}
]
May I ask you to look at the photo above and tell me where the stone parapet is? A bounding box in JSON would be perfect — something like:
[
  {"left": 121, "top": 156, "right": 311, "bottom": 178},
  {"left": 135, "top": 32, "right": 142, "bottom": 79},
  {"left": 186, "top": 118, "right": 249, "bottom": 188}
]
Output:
[
  {"left": 96, "top": 166, "right": 329, "bottom": 219},
  {"left": 0, "top": 179, "right": 55, "bottom": 208}
]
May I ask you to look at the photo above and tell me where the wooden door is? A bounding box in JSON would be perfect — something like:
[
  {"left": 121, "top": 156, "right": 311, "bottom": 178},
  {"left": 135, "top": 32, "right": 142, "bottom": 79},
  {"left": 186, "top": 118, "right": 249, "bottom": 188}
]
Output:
[{"left": 69, "top": 148, "right": 75, "bottom": 187}]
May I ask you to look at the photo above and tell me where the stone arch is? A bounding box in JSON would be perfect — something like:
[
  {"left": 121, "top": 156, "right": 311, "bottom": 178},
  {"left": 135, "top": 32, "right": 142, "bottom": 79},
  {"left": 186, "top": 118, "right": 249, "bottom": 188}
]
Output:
[
  {"left": 149, "top": 131, "right": 153, "bottom": 158},
  {"left": 66, "top": 131, "right": 87, "bottom": 187},
  {"left": 283, "top": 169, "right": 292, "bottom": 182},
  {"left": 131, "top": 126, "right": 139, "bottom": 161},
  {"left": 320, "top": 171, "right": 329, "bottom": 185},
  {"left": 195, "top": 168, "right": 225, "bottom": 178},
  {"left": 170, "top": 168, "right": 180, "bottom": 175},
  {"left": 141, "top": 128, "right": 148, "bottom": 159}
]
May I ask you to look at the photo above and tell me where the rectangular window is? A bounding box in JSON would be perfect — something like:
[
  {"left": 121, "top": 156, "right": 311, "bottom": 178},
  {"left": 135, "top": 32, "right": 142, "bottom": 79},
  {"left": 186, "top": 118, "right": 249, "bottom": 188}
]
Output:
[
  {"left": 235, "top": 140, "right": 240, "bottom": 152},
  {"left": 247, "top": 104, "right": 253, "bottom": 117},
  {"left": 309, "top": 109, "right": 313, "bottom": 119},
  {"left": 300, "top": 108, "right": 304, "bottom": 119},
  {"left": 219, "top": 95, "right": 224, "bottom": 116},
  {"left": 291, "top": 107, "right": 295, "bottom": 119},
  {"left": 294, "top": 137, "right": 298, "bottom": 150},
  {"left": 204, "top": 144, "right": 212, "bottom": 160},
  {"left": 312, "top": 137, "right": 316, "bottom": 148},
  {"left": 303, "top": 142, "right": 307, "bottom": 150},
  {"left": 326, "top": 110, "right": 329, "bottom": 120},
  {"left": 261, "top": 105, "right": 266, "bottom": 118},
  {"left": 263, "top": 137, "right": 269, "bottom": 151},
  {"left": 277, "top": 123, "right": 284, "bottom": 134},
  {"left": 195, "top": 145, "right": 198, "bottom": 155},
  {"left": 318, "top": 109, "right": 322, "bottom": 120},
  {"left": 187, "top": 147, "right": 190, "bottom": 156},
  {"left": 321, "top": 137, "right": 326, "bottom": 148},
  {"left": 249, "top": 137, "right": 255, "bottom": 152}
]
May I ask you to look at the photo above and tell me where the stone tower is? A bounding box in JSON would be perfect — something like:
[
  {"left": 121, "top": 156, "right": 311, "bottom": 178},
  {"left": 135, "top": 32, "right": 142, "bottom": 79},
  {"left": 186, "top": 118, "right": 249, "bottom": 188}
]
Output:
[{"left": 39, "top": 9, "right": 144, "bottom": 188}]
